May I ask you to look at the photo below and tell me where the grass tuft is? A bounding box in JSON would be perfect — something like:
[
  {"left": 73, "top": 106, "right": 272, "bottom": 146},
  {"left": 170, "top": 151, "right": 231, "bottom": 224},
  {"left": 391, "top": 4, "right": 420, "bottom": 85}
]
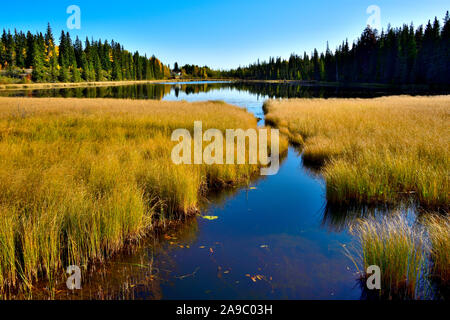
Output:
[{"left": 346, "top": 214, "right": 428, "bottom": 299}]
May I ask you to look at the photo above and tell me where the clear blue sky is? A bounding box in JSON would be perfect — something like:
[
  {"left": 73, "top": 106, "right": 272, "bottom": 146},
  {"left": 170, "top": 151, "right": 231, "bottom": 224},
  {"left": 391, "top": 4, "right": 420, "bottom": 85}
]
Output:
[{"left": 0, "top": 0, "right": 448, "bottom": 69}]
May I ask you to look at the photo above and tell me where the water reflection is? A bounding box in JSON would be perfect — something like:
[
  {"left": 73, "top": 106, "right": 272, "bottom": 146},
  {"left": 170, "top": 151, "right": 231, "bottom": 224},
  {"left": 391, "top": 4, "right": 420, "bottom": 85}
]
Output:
[{"left": 1, "top": 81, "right": 447, "bottom": 100}]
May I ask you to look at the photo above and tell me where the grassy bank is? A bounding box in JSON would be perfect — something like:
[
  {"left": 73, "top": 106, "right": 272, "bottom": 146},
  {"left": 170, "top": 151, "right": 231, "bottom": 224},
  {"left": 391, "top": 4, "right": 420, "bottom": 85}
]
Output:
[
  {"left": 0, "top": 97, "right": 277, "bottom": 293},
  {"left": 0, "top": 79, "right": 234, "bottom": 91},
  {"left": 264, "top": 96, "right": 450, "bottom": 210}
]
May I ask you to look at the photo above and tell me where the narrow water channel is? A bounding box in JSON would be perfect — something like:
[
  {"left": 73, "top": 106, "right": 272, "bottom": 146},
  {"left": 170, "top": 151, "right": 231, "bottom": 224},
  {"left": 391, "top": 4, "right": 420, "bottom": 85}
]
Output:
[{"left": 4, "top": 81, "right": 431, "bottom": 299}]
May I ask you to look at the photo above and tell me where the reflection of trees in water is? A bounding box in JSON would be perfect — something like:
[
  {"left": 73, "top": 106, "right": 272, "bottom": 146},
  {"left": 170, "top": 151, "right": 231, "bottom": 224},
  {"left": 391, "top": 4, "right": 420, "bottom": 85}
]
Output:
[
  {"left": 3, "top": 81, "right": 445, "bottom": 100},
  {"left": 1, "top": 84, "right": 173, "bottom": 100}
]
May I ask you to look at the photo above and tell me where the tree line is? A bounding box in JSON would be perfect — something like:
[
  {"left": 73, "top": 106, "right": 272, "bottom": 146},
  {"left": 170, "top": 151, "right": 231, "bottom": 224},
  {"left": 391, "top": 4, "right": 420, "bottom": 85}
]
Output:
[
  {"left": 2, "top": 12, "right": 449, "bottom": 85},
  {"left": 0, "top": 23, "right": 171, "bottom": 82},
  {"left": 223, "top": 12, "right": 450, "bottom": 85}
]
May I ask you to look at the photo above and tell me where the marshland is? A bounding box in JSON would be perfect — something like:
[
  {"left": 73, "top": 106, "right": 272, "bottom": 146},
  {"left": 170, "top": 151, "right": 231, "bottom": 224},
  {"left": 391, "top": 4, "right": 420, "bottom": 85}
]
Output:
[
  {"left": 0, "top": 95, "right": 287, "bottom": 294},
  {"left": 0, "top": 81, "right": 448, "bottom": 300}
]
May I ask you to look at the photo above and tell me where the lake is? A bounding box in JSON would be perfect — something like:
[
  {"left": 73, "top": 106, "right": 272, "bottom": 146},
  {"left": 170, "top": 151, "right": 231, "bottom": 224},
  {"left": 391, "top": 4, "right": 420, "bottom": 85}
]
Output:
[{"left": 2, "top": 81, "right": 434, "bottom": 299}]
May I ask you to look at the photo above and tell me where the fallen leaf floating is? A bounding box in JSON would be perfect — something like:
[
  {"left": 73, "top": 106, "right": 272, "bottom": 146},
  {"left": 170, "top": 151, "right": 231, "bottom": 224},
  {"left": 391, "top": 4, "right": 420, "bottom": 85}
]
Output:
[
  {"left": 202, "top": 215, "right": 218, "bottom": 220},
  {"left": 247, "top": 274, "right": 266, "bottom": 282},
  {"left": 260, "top": 245, "right": 268, "bottom": 248},
  {"left": 249, "top": 186, "right": 257, "bottom": 190}
]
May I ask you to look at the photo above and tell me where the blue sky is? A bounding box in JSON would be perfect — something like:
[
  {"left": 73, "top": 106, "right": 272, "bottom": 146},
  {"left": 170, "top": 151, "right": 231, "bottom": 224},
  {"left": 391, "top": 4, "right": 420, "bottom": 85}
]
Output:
[{"left": 0, "top": 0, "right": 448, "bottom": 69}]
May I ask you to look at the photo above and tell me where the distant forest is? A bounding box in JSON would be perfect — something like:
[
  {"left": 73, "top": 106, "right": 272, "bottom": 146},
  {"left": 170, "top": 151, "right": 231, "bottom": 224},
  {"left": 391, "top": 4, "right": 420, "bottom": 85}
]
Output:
[
  {"left": 0, "top": 24, "right": 171, "bottom": 82},
  {"left": 224, "top": 11, "right": 450, "bottom": 85},
  {"left": 1, "top": 11, "right": 449, "bottom": 85}
]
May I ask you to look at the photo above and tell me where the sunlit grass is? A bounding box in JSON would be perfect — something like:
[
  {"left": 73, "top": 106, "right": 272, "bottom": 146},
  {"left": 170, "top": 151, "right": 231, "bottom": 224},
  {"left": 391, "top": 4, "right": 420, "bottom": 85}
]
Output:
[
  {"left": 346, "top": 213, "right": 450, "bottom": 299},
  {"left": 264, "top": 96, "right": 450, "bottom": 209},
  {"left": 346, "top": 214, "right": 428, "bottom": 299},
  {"left": 0, "top": 97, "right": 281, "bottom": 293},
  {"left": 426, "top": 214, "right": 450, "bottom": 285}
]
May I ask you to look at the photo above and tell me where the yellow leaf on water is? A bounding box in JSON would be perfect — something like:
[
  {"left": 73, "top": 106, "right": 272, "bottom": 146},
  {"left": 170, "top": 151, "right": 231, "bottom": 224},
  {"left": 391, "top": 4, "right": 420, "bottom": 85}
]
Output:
[
  {"left": 202, "top": 215, "right": 218, "bottom": 220},
  {"left": 249, "top": 187, "right": 257, "bottom": 190}
]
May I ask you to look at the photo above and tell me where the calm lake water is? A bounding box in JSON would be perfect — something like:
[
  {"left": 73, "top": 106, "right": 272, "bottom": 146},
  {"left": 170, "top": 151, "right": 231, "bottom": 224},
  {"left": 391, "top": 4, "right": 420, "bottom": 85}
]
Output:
[{"left": 2, "top": 81, "right": 438, "bottom": 300}]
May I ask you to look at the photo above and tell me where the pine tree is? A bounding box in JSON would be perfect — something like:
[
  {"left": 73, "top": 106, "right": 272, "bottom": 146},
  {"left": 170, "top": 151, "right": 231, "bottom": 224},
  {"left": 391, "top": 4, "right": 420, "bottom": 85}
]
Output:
[
  {"left": 14, "top": 30, "right": 26, "bottom": 68},
  {"left": 441, "top": 11, "right": 450, "bottom": 83},
  {"left": 3, "top": 30, "right": 15, "bottom": 68},
  {"left": 31, "top": 39, "right": 45, "bottom": 82},
  {"left": 45, "top": 24, "right": 58, "bottom": 82},
  {"left": 0, "top": 35, "right": 4, "bottom": 68}
]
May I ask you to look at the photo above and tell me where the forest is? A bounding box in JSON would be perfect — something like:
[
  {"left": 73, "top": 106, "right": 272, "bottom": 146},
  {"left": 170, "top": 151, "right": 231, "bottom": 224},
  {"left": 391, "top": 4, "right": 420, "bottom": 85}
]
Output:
[
  {"left": 1, "top": 11, "right": 449, "bottom": 85},
  {"left": 0, "top": 24, "right": 171, "bottom": 83},
  {"left": 224, "top": 11, "right": 450, "bottom": 85}
]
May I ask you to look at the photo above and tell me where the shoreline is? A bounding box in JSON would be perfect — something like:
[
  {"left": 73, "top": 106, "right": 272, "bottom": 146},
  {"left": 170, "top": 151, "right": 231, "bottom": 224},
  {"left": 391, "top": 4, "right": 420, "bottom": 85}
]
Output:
[
  {"left": 0, "top": 78, "right": 236, "bottom": 91},
  {"left": 2, "top": 78, "right": 448, "bottom": 92}
]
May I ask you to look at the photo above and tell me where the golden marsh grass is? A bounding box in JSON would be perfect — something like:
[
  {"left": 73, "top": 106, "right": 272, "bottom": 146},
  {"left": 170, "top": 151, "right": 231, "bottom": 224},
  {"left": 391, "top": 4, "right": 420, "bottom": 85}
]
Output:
[
  {"left": 346, "top": 214, "right": 428, "bottom": 299},
  {"left": 426, "top": 214, "right": 450, "bottom": 285},
  {"left": 346, "top": 213, "right": 450, "bottom": 299},
  {"left": 264, "top": 96, "right": 450, "bottom": 209},
  {"left": 0, "top": 97, "right": 281, "bottom": 293}
]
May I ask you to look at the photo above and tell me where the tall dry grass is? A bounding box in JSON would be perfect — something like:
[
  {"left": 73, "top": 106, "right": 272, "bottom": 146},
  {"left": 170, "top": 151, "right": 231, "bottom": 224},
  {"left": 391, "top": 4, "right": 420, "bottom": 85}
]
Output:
[
  {"left": 346, "top": 213, "right": 450, "bottom": 299},
  {"left": 346, "top": 214, "right": 429, "bottom": 299},
  {"left": 264, "top": 96, "right": 450, "bottom": 209},
  {"left": 426, "top": 214, "right": 450, "bottom": 285},
  {"left": 0, "top": 97, "right": 277, "bottom": 293}
]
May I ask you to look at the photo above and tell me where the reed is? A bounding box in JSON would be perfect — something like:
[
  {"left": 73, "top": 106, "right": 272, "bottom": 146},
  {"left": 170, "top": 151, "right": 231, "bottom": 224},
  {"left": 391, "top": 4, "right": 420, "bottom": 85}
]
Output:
[
  {"left": 0, "top": 97, "right": 277, "bottom": 293},
  {"left": 346, "top": 214, "right": 428, "bottom": 299},
  {"left": 426, "top": 214, "right": 450, "bottom": 285}
]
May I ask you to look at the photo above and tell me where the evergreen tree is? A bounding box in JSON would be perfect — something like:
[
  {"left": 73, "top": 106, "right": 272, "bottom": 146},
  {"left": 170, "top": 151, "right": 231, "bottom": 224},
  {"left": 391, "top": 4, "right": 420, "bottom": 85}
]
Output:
[
  {"left": 31, "top": 39, "right": 45, "bottom": 82},
  {"left": 45, "top": 23, "right": 58, "bottom": 82}
]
